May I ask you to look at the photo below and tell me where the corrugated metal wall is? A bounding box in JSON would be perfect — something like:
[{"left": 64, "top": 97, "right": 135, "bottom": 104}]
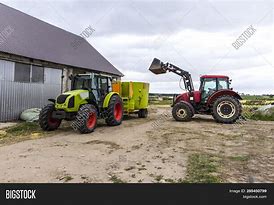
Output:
[{"left": 0, "top": 59, "right": 62, "bottom": 122}]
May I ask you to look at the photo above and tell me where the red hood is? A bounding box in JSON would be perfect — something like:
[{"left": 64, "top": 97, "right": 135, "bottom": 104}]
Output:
[{"left": 175, "top": 91, "right": 201, "bottom": 104}]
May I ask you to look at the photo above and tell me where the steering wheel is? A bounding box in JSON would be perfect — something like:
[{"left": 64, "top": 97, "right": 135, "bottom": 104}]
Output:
[{"left": 208, "top": 88, "right": 215, "bottom": 95}]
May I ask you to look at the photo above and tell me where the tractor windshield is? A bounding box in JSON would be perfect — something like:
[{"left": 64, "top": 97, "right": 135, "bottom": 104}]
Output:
[{"left": 72, "top": 76, "right": 92, "bottom": 90}]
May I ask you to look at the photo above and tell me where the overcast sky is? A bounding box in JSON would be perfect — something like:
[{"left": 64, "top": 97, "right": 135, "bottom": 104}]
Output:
[{"left": 2, "top": 0, "right": 273, "bottom": 94}]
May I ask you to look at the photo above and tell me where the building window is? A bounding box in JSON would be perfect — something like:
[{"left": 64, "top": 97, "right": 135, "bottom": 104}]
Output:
[
  {"left": 14, "top": 63, "right": 30, "bottom": 82},
  {"left": 32, "top": 65, "right": 44, "bottom": 83},
  {"left": 14, "top": 63, "right": 44, "bottom": 83}
]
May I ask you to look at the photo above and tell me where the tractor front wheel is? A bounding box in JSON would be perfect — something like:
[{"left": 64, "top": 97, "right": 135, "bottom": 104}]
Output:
[
  {"left": 172, "top": 102, "right": 193, "bottom": 122},
  {"left": 106, "top": 95, "right": 123, "bottom": 126},
  {"left": 74, "top": 104, "right": 97, "bottom": 134},
  {"left": 39, "top": 104, "right": 61, "bottom": 131},
  {"left": 212, "top": 95, "right": 241, "bottom": 123}
]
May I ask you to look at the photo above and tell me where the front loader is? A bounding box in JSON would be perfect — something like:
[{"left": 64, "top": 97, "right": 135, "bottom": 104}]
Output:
[
  {"left": 149, "top": 58, "right": 242, "bottom": 123},
  {"left": 39, "top": 73, "right": 123, "bottom": 134}
]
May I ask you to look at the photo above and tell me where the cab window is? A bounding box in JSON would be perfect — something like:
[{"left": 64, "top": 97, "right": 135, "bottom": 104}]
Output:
[
  {"left": 100, "top": 77, "right": 108, "bottom": 91},
  {"left": 203, "top": 78, "right": 217, "bottom": 92},
  {"left": 201, "top": 78, "right": 217, "bottom": 101},
  {"left": 217, "top": 78, "right": 228, "bottom": 90}
]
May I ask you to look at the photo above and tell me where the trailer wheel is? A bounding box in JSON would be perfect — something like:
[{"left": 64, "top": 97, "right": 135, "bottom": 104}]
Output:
[
  {"left": 172, "top": 102, "right": 192, "bottom": 122},
  {"left": 212, "top": 95, "right": 241, "bottom": 123},
  {"left": 106, "top": 95, "right": 123, "bottom": 126},
  {"left": 74, "top": 104, "right": 97, "bottom": 134},
  {"left": 138, "top": 109, "right": 148, "bottom": 118},
  {"left": 39, "top": 104, "right": 61, "bottom": 131}
]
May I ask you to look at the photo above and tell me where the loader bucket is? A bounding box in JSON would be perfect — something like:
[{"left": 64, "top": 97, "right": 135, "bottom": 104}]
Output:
[{"left": 149, "top": 58, "right": 167, "bottom": 74}]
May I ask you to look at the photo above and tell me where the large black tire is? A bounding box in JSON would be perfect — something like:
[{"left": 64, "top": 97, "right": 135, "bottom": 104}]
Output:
[
  {"left": 39, "top": 104, "right": 61, "bottom": 131},
  {"left": 138, "top": 109, "right": 148, "bottom": 118},
  {"left": 172, "top": 102, "right": 193, "bottom": 122},
  {"left": 212, "top": 95, "right": 242, "bottom": 123},
  {"left": 73, "top": 104, "right": 97, "bottom": 134},
  {"left": 105, "top": 95, "right": 123, "bottom": 126}
]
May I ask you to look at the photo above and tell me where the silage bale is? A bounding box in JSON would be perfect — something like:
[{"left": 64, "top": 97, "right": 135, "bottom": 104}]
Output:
[
  {"left": 20, "top": 108, "right": 41, "bottom": 122},
  {"left": 253, "top": 104, "right": 274, "bottom": 121}
]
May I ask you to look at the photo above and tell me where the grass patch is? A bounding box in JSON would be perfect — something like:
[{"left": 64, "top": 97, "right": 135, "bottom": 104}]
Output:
[
  {"left": 242, "top": 106, "right": 274, "bottom": 121},
  {"left": 183, "top": 153, "right": 222, "bottom": 183},
  {"left": 228, "top": 155, "right": 250, "bottom": 162},
  {"left": 124, "top": 166, "right": 135, "bottom": 171},
  {"left": 84, "top": 140, "right": 121, "bottom": 150},
  {"left": 149, "top": 100, "right": 172, "bottom": 105},
  {"left": 109, "top": 174, "right": 126, "bottom": 183},
  {"left": 57, "top": 174, "right": 74, "bottom": 182},
  {"left": 149, "top": 173, "right": 164, "bottom": 182},
  {"left": 154, "top": 175, "right": 164, "bottom": 182},
  {"left": 63, "top": 175, "right": 73, "bottom": 182},
  {"left": 248, "top": 113, "right": 274, "bottom": 121},
  {"left": 0, "top": 122, "right": 47, "bottom": 146},
  {"left": 164, "top": 178, "right": 176, "bottom": 183},
  {"left": 5, "top": 122, "right": 41, "bottom": 136}
]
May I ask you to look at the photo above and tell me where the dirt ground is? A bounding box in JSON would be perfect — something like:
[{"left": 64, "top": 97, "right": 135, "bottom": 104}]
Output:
[
  {"left": 0, "top": 122, "right": 17, "bottom": 130},
  {"left": 0, "top": 106, "right": 273, "bottom": 183}
]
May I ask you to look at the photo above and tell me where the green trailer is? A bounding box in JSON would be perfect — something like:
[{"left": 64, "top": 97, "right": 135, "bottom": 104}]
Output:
[{"left": 112, "top": 81, "right": 149, "bottom": 118}]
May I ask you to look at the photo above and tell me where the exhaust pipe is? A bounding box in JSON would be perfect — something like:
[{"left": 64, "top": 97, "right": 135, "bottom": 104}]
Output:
[{"left": 148, "top": 58, "right": 167, "bottom": 75}]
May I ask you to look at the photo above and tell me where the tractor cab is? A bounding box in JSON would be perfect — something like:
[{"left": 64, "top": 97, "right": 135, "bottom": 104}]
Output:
[
  {"left": 200, "top": 75, "right": 230, "bottom": 103},
  {"left": 71, "top": 73, "right": 112, "bottom": 107}
]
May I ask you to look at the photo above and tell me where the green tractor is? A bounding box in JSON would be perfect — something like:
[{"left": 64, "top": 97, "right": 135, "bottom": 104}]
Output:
[{"left": 39, "top": 73, "right": 123, "bottom": 133}]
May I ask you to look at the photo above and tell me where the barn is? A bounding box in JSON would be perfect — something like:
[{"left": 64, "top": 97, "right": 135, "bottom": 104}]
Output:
[{"left": 0, "top": 3, "right": 123, "bottom": 122}]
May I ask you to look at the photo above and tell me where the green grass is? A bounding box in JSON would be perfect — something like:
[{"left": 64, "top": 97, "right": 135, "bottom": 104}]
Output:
[
  {"left": 5, "top": 122, "right": 41, "bottom": 136},
  {"left": 242, "top": 106, "right": 274, "bottom": 121},
  {"left": 183, "top": 153, "right": 222, "bottom": 183},
  {"left": 164, "top": 178, "right": 176, "bottom": 183},
  {"left": 109, "top": 174, "right": 126, "bottom": 183},
  {"left": 57, "top": 174, "right": 73, "bottom": 182},
  {"left": 248, "top": 112, "right": 274, "bottom": 121},
  {"left": 228, "top": 155, "right": 250, "bottom": 162},
  {"left": 154, "top": 175, "right": 164, "bottom": 182},
  {"left": 0, "top": 122, "right": 48, "bottom": 146},
  {"left": 149, "top": 100, "right": 172, "bottom": 105},
  {"left": 241, "top": 95, "right": 274, "bottom": 101}
]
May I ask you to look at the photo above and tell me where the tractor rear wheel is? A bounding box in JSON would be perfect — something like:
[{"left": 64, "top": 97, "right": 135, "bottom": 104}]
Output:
[
  {"left": 212, "top": 95, "right": 241, "bottom": 123},
  {"left": 172, "top": 102, "right": 193, "bottom": 122},
  {"left": 106, "top": 95, "right": 123, "bottom": 126},
  {"left": 74, "top": 104, "right": 97, "bottom": 134},
  {"left": 39, "top": 104, "right": 61, "bottom": 131},
  {"left": 138, "top": 109, "right": 148, "bottom": 118}
]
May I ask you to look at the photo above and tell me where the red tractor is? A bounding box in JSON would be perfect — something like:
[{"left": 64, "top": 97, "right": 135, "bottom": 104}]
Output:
[{"left": 149, "top": 58, "right": 242, "bottom": 123}]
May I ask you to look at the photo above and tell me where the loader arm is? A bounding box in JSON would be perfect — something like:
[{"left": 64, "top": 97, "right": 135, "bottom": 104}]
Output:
[
  {"left": 165, "top": 63, "right": 194, "bottom": 93},
  {"left": 149, "top": 58, "right": 194, "bottom": 93}
]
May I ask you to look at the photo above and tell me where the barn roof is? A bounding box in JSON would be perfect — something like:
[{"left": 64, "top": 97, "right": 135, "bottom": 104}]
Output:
[{"left": 0, "top": 3, "right": 123, "bottom": 76}]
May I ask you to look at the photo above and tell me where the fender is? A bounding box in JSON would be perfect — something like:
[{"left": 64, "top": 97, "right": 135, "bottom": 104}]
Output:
[
  {"left": 206, "top": 89, "right": 242, "bottom": 106},
  {"left": 103, "top": 92, "right": 120, "bottom": 108}
]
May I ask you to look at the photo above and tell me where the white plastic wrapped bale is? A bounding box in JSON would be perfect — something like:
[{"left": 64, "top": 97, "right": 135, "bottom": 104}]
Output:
[
  {"left": 20, "top": 108, "right": 42, "bottom": 122},
  {"left": 256, "top": 104, "right": 274, "bottom": 116}
]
